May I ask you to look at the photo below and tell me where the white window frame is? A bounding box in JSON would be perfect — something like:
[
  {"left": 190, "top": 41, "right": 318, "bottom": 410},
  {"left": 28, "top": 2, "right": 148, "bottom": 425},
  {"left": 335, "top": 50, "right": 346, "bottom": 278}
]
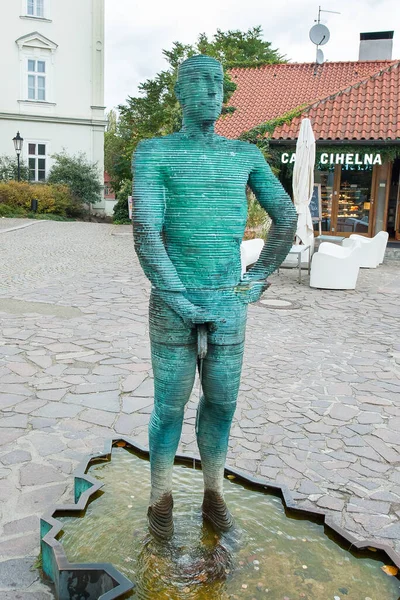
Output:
[
  {"left": 27, "top": 0, "right": 44, "bottom": 17},
  {"left": 27, "top": 58, "right": 46, "bottom": 101},
  {"left": 22, "top": 0, "right": 50, "bottom": 20},
  {"left": 27, "top": 142, "right": 47, "bottom": 182},
  {"left": 16, "top": 34, "right": 57, "bottom": 105}
]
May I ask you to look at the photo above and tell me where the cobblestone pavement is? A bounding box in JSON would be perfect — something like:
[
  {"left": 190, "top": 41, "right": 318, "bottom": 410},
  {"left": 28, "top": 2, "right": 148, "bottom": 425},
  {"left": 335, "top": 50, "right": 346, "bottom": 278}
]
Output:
[
  {"left": 0, "top": 220, "right": 399, "bottom": 598},
  {"left": 0, "top": 217, "right": 43, "bottom": 232}
]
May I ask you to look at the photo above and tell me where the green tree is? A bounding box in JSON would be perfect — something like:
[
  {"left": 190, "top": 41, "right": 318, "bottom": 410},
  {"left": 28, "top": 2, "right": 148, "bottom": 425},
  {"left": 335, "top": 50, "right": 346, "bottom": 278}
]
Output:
[
  {"left": 106, "top": 108, "right": 118, "bottom": 133},
  {"left": 108, "top": 27, "right": 285, "bottom": 193},
  {"left": 104, "top": 110, "right": 127, "bottom": 192},
  {"left": 112, "top": 179, "right": 132, "bottom": 223},
  {"left": 196, "top": 26, "right": 285, "bottom": 66},
  {"left": 47, "top": 152, "right": 102, "bottom": 206},
  {"left": 0, "top": 155, "right": 29, "bottom": 182}
]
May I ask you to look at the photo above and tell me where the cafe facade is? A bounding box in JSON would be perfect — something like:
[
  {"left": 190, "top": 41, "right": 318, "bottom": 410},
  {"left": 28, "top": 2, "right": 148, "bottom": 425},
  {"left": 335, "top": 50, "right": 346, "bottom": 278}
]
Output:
[
  {"left": 217, "top": 50, "right": 400, "bottom": 240},
  {"left": 275, "top": 144, "right": 399, "bottom": 239}
]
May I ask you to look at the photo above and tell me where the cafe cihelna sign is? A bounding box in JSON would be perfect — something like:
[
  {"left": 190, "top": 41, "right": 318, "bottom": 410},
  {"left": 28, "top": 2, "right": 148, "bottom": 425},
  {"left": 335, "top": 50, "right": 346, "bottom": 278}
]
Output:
[{"left": 281, "top": 152, "right": 383, "bottom": 165}]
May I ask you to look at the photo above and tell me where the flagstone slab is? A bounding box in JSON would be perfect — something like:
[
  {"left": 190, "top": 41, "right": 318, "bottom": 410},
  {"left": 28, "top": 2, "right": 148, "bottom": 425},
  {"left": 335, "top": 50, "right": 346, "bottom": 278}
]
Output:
[
  {"left": 0, "top": 557, "right": 38, "bottom": 589},
  {"left": 64, "top": 391, "right": 120, "bottom": 412},
  {"left": 79, "top": 408, "right": 116, "bottom": 427},
  {"left": 1, "top": 450, "right": 31, "bottom": 465},
  {"left": 6, "top": 362, "right": 38, "bottom": 377},
  {"left": 131, "top": 377, "right": 154, "bottom": 397},
  {"left": 114, "top": 413, "right": 149, "bottom": 434},
  {"left": 0, "top": 414, "right": 29, "bottom": 429},
  {"left": 71, "top": 382, "right": 120, "bottom": 394},
  {"left": 35, "top": 389, "right": 68, "bottom": 402},
  {"left": 329, "top": 403, "right": 359, "bottom": 421},
  {"left": 122, "top": 396, "right": 153, "bottom": 413},
  {"left": 25, "top": 355, "right": 53, "bottom": 369},
  {"left": 13, "top": 399, "right": 48, "bottom": 414},
  {"left": 0, "top": 428, "right": 25, "bottom": 446},
  {"left": 32, "top": 402, "right": 82, "bottom": 419},
  {"left": 30, "top": 417, "right": 58, "bottom": 430},
  {"left": 16, "top": 483, "right": 67, "bottom": 514},
  {"left": 121, "top": 372, "right": 147, "bottom": 393},
  {"left": 19, "top": 463, "right": 65, "bottom": 486},
  {"left": 0, "top": 533, "right": 38, "bottom": 558},
  {"left": 3, "top": 515, "right": 39, "bottom": 536}
]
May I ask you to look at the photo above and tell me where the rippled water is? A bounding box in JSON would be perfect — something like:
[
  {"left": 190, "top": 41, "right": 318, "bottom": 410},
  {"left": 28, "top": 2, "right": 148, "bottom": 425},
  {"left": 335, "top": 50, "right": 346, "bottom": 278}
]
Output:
[{"left": 59, "top": 448, "right": 400, "bottom": 600}]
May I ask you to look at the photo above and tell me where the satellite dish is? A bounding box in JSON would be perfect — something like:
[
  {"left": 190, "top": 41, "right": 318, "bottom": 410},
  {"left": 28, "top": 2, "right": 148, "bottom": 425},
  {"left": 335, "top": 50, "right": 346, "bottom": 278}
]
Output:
[
  {"left": 316, "top": 48, "right": 324, "bottom": 64},
  {"left": 309, "top": 23, "right": 330, "bottom": 46}
]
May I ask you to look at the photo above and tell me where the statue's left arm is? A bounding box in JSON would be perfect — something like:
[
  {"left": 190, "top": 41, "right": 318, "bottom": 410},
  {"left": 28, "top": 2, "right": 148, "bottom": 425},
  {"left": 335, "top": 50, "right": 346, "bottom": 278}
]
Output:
[{"left": 245, "top": 145, "right": 297, "bottom": 281}]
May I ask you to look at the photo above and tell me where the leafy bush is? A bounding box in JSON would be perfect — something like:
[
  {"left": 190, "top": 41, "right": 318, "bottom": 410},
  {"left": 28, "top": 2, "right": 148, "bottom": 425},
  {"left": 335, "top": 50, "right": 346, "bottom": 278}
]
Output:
[
  {"left": 48, "top": 152, "right": 102, "bottom": 206},
  {"left": 113, "top": 179, "right": 132, "bottom": 224},
  {"left": 0, "top": 181, "right": 74, "bottom": 216},
  {"left": 245, "top": 188, "right": 272, "bottom": 240},
  {"left": 0, "top": 155, "right": 29, "bottom": 182},
  {"left": 0, "top": 203, "right": 26, "bottom": 217},
  {"left": 27, "top": 213, "right": 74, "bottom": 221}
]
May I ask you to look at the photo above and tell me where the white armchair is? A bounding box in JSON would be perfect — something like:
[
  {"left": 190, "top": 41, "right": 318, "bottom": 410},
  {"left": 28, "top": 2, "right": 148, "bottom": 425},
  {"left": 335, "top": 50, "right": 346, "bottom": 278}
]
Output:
[
  {"left": 376, "top": 231, "right": 389, "bottom": 264},
  {"left": 342, "top": 231, "right": 388, "bottom": 268},
  {"left": 310, "top": 241, "right": 361, "bottom": 290},
  {"left": 240, "top": 238, "right": 264, "bottom": 276}
]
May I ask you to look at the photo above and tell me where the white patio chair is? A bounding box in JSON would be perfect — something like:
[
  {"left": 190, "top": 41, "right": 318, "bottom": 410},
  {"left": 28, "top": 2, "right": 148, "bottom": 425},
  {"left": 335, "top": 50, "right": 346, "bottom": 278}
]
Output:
[
  {"left": 310, "top": 241, "right": 361, "bottom": 290},
  {"left": 342, "top": 231, "right": 388, "bottom": 268},
  {"left": 240, "top": 238, "right": 264, "bottom": 276},
  {"left": 376, "top": 231, "right": 389, "bottom": 264}
]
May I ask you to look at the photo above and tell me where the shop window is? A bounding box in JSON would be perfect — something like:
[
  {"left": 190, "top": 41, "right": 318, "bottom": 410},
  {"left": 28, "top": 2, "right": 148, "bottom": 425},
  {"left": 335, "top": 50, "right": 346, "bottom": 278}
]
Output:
[
  {"left": 387, "top": 159, "right": 400, "bottom": 239},
  {"left": 315, "top": 168, "right": 334, "bottom": 233},
  {"left": 337, "top": 166, "right": 373, "bottom": 234},
  {"left": 28, "top": 143, "right": 47, "bottom": 182}
]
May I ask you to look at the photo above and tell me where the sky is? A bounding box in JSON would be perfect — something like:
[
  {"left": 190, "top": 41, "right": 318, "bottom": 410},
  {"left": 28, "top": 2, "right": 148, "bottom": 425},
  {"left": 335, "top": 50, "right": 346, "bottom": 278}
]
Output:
[{"left": 105, "top": 0, "right": 400, "bottom": 110}]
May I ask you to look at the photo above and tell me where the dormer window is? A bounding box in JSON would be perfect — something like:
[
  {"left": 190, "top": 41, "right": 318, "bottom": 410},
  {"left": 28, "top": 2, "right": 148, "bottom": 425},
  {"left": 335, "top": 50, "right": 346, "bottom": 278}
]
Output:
[{"left": 27, "top": 0, "right": 44, "bottom": 18}]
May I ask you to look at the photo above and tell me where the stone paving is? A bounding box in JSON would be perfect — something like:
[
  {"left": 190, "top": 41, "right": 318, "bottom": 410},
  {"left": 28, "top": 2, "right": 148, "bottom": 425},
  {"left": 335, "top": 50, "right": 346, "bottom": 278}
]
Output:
[
  {"left": 0, "top": 218, "right": 35, "bottom": 230},
  {"left": 0, "top": 219, "right": 399, "bottom": 598}
]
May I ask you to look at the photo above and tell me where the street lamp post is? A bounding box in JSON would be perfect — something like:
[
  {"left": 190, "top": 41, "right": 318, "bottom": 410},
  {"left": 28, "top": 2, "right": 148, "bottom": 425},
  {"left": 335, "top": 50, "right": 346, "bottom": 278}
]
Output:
[{"left": 12, "top": 132, "right": 23, "bottom": 182}]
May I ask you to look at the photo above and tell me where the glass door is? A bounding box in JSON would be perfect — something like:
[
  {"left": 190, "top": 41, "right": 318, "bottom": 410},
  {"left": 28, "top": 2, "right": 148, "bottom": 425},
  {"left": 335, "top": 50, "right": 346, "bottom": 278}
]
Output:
[
  {"left": 336, "top": 166, "right": 374, "bottom": 235},
  {"left": 386, "top": 159, "right": 400, "bottom": 239}
]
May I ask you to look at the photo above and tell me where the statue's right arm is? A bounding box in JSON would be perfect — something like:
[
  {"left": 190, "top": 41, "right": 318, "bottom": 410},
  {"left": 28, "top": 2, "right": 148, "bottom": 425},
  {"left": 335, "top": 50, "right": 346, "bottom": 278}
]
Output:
[
  {"left": 132, "top": 139, "right": 215, "bottom": 326},
  {"left": 133, "top": 139, "right": 185, "bottom": 292}
]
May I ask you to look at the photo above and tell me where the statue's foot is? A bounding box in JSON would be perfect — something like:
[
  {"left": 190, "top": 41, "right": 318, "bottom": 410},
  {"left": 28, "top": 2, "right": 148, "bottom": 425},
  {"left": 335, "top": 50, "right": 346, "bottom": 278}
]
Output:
[
  {"left": 147, "top": 493, "right": 174, "bottom": 540},
  {"left": 202, "top": 490, "right": 234, "bottom": 533}
]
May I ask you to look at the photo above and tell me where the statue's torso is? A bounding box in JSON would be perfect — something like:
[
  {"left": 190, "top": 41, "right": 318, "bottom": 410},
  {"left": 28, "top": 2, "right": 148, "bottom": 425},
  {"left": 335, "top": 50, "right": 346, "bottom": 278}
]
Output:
[{"left": 154, "top": 133, "right": 256, "bottom": 288}]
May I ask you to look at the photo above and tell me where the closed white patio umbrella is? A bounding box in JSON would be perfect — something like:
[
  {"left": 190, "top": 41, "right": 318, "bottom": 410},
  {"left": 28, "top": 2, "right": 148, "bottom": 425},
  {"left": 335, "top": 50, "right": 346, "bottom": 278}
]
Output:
[{"left": 293, "top": 118, "right": 316, "bottom": 251}]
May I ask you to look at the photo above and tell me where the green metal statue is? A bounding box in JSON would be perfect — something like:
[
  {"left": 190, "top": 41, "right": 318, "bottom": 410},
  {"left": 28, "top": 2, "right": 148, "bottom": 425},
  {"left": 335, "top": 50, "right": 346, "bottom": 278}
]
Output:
[{"left": 133, "top": 55, "right": 297, "bottom": 539}]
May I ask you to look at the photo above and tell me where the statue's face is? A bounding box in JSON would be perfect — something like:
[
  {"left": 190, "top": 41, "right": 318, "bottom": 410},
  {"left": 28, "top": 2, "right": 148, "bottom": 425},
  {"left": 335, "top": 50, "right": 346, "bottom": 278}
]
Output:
[{"left": 177, "top": 58, "right": 224, "bottom": 123}]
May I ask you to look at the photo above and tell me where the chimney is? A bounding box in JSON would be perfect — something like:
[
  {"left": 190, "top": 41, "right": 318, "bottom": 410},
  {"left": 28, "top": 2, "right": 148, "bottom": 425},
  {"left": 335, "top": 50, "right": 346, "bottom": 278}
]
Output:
[{"left": 359, "top": 31, "right": 394, "bottom": 61}]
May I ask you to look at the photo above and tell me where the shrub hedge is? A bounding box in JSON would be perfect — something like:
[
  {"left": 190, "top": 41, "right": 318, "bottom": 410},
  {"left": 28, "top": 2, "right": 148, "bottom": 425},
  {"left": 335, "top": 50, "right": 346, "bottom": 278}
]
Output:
[
  {"left": 0, "top": 181, "right": 81, "bottom": 217},
  {"left": 113, "top": 179, "right": 132, "bottom": 224}
]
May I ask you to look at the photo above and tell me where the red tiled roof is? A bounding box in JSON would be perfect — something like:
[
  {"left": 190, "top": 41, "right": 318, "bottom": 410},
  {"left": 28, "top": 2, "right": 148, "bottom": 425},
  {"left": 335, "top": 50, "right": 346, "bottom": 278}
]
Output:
[
  {"left": 216, "top": 60, "right": 397, "bottom": 139},
  {"left": 273, "top": 61, "right": 400, "bottom": 141}
]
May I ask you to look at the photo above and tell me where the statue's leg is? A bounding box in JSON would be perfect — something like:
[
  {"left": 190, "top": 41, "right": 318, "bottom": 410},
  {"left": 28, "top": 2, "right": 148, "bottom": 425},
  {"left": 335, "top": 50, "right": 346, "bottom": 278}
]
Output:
[
  {"left": 196, "top": 341, "right": 244, "bottom": 532},
  {"left": 148, "top": 340, "right": 197, "bottom": 539}
]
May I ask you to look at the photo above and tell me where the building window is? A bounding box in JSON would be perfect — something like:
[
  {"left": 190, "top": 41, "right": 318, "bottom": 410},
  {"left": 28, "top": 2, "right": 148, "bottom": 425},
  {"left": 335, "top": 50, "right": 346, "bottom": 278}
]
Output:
[
  {"left": 28, "top": 59, "right": 46, "bottom": 101},
  {"left": 27, "top": 0, "right": 44, "bottom": 17},
  {"left": 28, "top": 143, "right": 46, "bottom": 181}
]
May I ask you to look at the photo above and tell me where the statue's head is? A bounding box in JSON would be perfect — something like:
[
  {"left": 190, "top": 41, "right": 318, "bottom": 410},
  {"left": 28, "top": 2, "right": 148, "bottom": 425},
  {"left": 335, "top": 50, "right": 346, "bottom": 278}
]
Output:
[{"left": 175, "top": 55, "right": 224, "bottom": 124}]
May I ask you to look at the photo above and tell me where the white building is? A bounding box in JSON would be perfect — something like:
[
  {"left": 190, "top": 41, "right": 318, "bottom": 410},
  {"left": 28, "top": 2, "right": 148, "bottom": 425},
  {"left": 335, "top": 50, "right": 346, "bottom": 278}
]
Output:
[{"left": 0, "top": 0, "right": 109, "bottom": 213}]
